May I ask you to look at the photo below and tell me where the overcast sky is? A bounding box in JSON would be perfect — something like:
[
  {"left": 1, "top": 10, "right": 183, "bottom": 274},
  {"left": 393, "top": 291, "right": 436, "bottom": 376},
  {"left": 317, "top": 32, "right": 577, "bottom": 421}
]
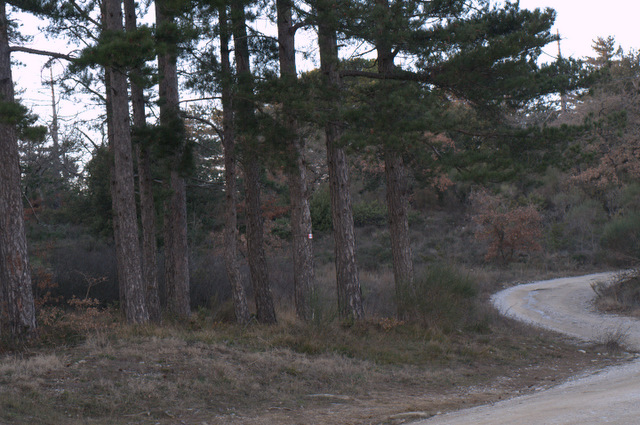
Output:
[
  {"left": 517, "top": 0, "right": 639, "bottom": 60},
  {"left": 10, "top": 0, "right": 640, "bottom": 134}
]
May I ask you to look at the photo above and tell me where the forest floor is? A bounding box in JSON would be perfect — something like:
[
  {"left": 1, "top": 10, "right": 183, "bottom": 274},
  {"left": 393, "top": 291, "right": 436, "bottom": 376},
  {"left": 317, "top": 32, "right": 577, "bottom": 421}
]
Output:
[{"left": 0, "top": 303, "right": 633, "bottom": 425}]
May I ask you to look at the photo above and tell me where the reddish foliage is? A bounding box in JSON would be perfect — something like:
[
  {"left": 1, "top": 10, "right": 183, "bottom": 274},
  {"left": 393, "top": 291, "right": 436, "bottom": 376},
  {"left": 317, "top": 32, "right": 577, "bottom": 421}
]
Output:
[
  {"left": 470, "top": 190, "right": 543, "bottom": 263},
  {"left": 261, "top": 197, "right": 290, "bottom": 220}
]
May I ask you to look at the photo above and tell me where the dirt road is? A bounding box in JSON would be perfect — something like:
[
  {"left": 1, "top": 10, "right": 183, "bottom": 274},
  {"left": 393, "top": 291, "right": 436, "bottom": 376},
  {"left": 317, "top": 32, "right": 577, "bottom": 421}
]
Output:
[{"left": 418, "top": 271, "right": 640, "bottom": 425}]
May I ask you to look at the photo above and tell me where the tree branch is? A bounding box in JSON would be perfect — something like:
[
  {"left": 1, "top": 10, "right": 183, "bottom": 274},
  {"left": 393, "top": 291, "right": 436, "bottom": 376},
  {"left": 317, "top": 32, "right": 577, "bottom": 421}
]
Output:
[
  {"left": 182, "top": 112, "right": 224, "bottom": 141},
  {"left": 10, "top": 46, "right": 76, "bottom": 62},
  {"left": 340, "top": 68, "right": 434, "bottom": 82},
  {"left": 291, "top": 19, "right": 311, "bottom": 33}
]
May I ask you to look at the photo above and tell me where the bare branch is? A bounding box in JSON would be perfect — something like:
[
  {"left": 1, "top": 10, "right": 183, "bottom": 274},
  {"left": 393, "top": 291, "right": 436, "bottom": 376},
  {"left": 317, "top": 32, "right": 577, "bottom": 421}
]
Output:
[
  {"left": 340, "top": 68, "right": 434, "bottom": 82},
  {"left": 9, "top": 46, "right": 76, "bottom": 62},
  {"left": 182, "top": 112, "right": 224, "bottom": 141},
  {"left": 291, "top": 19, "right": 311, "bottom": 33}
]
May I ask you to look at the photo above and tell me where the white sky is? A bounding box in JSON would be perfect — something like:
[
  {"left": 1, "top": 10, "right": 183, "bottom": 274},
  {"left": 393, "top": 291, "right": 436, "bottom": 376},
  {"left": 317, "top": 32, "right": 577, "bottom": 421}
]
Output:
[
  {"left": 9, "top": 0, "right": 640, "bottom": 142},
  {"left": 516, "top": 0, "right": 640, "bottom": 60}
]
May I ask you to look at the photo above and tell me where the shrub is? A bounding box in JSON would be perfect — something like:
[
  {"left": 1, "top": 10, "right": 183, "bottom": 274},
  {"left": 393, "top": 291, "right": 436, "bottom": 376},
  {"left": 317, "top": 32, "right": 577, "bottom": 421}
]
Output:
[
  {"left": 592, "top": 270, "right": 640, "bottom": 314},
  {"left": 310, "top": 186, "right": 332, "bottom": 232},
  {"left": 353, "top": 200, "right": 387, "bottom": 227},
  {"left": 396, "top": 264, "right": 485, "bottom": 331},
  {"left": 600, "top": 213, "right": 640, "bottom": 262},
  {"left": 470, "top": 190, "right": 543, "bottom": 263}
]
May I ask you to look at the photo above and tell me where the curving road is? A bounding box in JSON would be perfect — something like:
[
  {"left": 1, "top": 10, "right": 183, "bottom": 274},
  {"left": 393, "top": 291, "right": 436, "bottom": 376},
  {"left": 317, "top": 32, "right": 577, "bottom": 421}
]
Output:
[{"left": 418, "top": 271, "right": 640, "bottom": 425}]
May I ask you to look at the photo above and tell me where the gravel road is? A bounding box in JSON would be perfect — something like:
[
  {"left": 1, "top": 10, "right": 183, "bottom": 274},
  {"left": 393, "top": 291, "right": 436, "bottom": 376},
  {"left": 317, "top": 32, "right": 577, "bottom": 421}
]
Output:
[{"left": 418, "top": 271, "right": 640, "bottom": 425}]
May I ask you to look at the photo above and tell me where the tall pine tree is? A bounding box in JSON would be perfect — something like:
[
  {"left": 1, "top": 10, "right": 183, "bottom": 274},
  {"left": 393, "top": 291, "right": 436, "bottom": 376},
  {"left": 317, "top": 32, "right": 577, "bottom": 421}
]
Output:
[
  {"left": 341, "top": 0, "right": 578, "bottom": 311},
  {"left": 231, "top": 0, "right": 277, "bottom": 324},
  {"left": 156, "top": 0, "right": 191, "bottom": 318},
  {"left": 219, "top": 4, "right": 251, "bottom": 324},
  {"left": 315, "top": 0, "right": 364, "bottom": 320},
  {"left": 103, "top": 0, "right": 149, "bottom": 324},
  {"left": 276, "top": 0, "right": 316, "bottom": 321},
  {"left": 0, "top": 1, "right": 37, "bottom": 337}
]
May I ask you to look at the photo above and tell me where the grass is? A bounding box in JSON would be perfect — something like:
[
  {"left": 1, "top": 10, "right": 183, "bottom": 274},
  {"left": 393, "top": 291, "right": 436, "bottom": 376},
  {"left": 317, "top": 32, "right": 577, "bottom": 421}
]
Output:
[
  {"left": 0, "top": 317, "right": 623, "bottom": 425},
  {"left": 0, "top": 264, "right": 629, "bottom": 424}
]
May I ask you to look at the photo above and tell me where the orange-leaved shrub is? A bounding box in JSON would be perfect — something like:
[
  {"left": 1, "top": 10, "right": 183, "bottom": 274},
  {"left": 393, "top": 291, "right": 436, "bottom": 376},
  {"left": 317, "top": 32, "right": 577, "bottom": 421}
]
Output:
[{"left": 470, "top": 190, "right": 543, "bottom": 262}]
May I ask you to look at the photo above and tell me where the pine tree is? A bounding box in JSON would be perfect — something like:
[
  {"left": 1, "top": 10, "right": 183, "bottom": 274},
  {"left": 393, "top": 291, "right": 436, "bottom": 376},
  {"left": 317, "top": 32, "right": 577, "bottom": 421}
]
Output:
[
  {"left": 156, "top": 0, "right": 191, "bottom": 318},
  {"left": 231, "top": 0, "right": 277, "bottom": 324},
  {"left": 103, "top": 0, "right": 149, "bottom": 324},
  {"left": 587, "top": 36, "right": 619, "bottom": 69},
  {"left": 219, "top": 4, "right": 251, "bottom": 324},
  {"left": 125, "top": 0, "right": 161, "bottom": 323},
  {"left": 0, "top": 1, "right": 37, "bottom": 337},
  {"left": 276, "top": 0, "right": 316, "bottom": 321},
  {"left": 316, "top": 0, "right": 364, "bottom": 320},
  {"left": 340, "top": 0, "right": 578, "bottom": 312}
]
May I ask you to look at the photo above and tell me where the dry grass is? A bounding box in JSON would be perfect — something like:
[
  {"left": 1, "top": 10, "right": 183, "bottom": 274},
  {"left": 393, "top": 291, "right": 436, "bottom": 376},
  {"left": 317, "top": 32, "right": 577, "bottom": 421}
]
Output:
[
  {"left": 593, "top": 269, "right": 640, "bottom": 315},
  {"left": 0, "top": 263, "right": 628, "bottom": 424},
  {"left": 0, "top": 305, "right": 629, "bottom": 425}
]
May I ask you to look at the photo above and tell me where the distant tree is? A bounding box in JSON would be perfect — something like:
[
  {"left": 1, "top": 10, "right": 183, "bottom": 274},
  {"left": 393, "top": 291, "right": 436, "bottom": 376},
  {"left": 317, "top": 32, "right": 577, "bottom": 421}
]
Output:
[
  {"left": 586, "top": 36, "right": 620, "bottom": 69},
  {"left": 570, "top": 44, "right": 640, "bottom": 192}
]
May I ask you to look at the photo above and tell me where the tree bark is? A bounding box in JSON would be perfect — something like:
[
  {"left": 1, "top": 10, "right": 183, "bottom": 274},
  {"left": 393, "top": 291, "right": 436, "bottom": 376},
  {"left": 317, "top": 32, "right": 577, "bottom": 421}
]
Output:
[
  {"left": 125, "top": 0, "right": 161, "bottom": 323},
  {"left": 317, "top": 0, "right": 364, "bottom": 320},
  {"left": 0, "top": 2, "right": 37, "bottom": 337},
  {"left": 384, "top": 148, "right": 414, "bottom": 292},
  {"left": 219, "top": 6, "right": 250, "bottom": 324},
  {"left": 244, "top": 157, "right": 277, "bottom": 323},
  {"left": 276, "top": 0, "right": 315, "bottom": 320},
  {"left": 375, "top": 4, "right": 414, "bottom": 297},
  {"left": 163, "top": 170, "right": 190, "bottom": 317},
  {"left": 231, "top": 0, "right": 277, "bottom": 324},
  {"left": 103, "top": 0, "right": 148, "bottom": 324},
  {"left": 156, "top": 0, "right": 190, "bottom": 318}
]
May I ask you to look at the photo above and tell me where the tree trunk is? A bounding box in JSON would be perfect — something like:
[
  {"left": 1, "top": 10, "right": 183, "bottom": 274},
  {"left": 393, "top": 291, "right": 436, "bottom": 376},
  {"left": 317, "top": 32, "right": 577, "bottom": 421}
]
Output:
[
  {"left": 375, "top": 11, "right": 415, "bottom": 298},
  {"left": 244, "top": 157, "right": 277, "bottom": 323},
  {"left": 219, "top": 6, "right": 250, "bottom": 324},
  {"left": 105, "top": 71, "right": 126, "bottom": 312},
  {"left": 384, "top": 148, "right": 414, "bottom": 291},
  {"left": 231, "top": 0, "right": 277, "bottom": 324},
  {"left": 0, "top": 2, "right": 37, "bottom": 337},
  {"left": 156, "top": 0, "right": 190, "bottom": 318},
  {"left": 276, "top": 0, "right": 315, "bottom": 320},
  {"left": 103, "top": 0, "right": 148, "bottom": 324},
  {"left": 48, "top": 68, "right": 63, "bottom": 179},
  {"left": 163, "top": 170, "right": 190, "bottom": 317},
  {"left": 125, "top": 0, "right": 161, "bottom": 323},
  {"left": 317, "top": 0, "right": 364, "bottom": 320}
]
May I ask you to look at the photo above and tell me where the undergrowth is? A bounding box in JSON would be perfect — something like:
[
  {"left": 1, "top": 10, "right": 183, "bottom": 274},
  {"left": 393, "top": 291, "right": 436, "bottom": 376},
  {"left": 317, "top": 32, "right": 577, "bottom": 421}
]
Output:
[
  {"left": 0, "top": 265, "right": 627, "bottom": 425},
  {"left": 592, "top": 269, "right": 640, "bottom": 315}
]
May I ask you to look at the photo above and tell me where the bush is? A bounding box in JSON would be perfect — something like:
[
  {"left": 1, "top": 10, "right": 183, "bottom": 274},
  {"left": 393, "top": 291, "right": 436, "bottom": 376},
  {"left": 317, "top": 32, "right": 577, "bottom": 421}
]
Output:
[
  {"left": 353, "top": 200, "right": 387, "bottom": 227},
  {"left": 592, "top": 270, "right": 640, "bottom": 314},
  {"left": 396, "top": 264, "right": 486, "bottom": 331},
  {"left": 311, "top": 185, "right": 388, "bottom": 232},
  {"left": 310, "top": 186, "right": 332, "bottom": 232},
  {"left": 600, "top": 213, "right": 640, "bottom": 262},
  {"left": 470, "top": 190, "right": 543, "bottom": 263}
]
